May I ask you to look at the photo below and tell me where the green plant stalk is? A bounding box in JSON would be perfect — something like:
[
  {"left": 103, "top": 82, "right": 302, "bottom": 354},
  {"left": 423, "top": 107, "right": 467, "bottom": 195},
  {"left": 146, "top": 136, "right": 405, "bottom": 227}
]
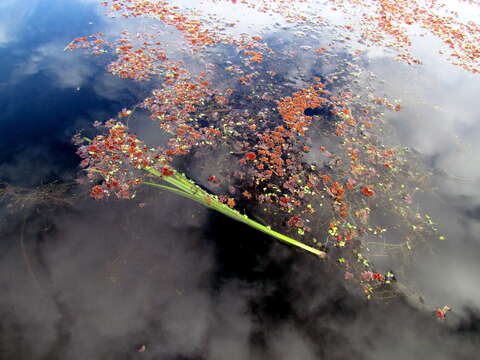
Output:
[{"left": 144, "top": 167, "right": 327, "bottom": 258}]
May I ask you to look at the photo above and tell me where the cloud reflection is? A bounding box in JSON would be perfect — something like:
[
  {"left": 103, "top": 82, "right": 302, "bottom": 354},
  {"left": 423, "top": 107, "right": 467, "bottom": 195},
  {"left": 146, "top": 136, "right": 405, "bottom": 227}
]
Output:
[{"left": 1, "top": 0, "right": 480, "bottom": 359}]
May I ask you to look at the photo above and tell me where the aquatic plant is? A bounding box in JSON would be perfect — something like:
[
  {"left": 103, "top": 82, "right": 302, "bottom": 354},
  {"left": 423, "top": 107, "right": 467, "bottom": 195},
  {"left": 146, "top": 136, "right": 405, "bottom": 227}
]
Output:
[
  {"left": 0, "top": 181, "right": 76, "bottom": 211},
  {"left": 68, "top": 0, "right": 479, "bottom": 312}
]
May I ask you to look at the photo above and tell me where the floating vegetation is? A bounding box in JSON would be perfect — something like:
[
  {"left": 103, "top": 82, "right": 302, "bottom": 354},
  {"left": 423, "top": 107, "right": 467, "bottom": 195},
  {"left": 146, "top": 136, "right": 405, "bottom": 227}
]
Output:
[
  {"left": 0, "top": 181, "right": 77, "bottom": 212},
  {"left": 66, "top": 0, "right": 479, "bottom": 313}
]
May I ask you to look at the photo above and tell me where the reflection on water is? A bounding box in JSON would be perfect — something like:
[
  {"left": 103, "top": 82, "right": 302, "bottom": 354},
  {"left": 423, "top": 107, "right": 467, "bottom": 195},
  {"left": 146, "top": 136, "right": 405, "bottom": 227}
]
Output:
[
  {"left": 0, "top": 0, "right": 146, "bottom": 186},
  {"left": 0, "top": 0, "right": 479, "bottom": 359}
]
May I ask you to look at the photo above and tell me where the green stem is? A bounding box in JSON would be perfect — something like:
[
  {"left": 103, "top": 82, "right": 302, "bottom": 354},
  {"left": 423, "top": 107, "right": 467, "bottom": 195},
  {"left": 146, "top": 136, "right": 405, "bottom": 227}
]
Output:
[
  {"left": 146, "top": 167, "right": 199, "bottom": 195},
  {"left": 142, "top": 170, "right": 327, "bottom": 258}
]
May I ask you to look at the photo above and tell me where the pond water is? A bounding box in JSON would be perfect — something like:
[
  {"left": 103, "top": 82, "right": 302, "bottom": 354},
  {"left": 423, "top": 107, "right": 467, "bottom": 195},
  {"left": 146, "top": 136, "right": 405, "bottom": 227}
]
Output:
[{"left": 0, "top": 0, "right": 479, "bottom": 359}]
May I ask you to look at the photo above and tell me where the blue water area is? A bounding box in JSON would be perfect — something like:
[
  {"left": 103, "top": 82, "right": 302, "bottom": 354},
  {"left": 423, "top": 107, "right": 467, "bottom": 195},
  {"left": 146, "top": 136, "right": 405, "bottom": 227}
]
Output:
[{"left": 0, "top": 0, "right": 140, "bottom": 186}]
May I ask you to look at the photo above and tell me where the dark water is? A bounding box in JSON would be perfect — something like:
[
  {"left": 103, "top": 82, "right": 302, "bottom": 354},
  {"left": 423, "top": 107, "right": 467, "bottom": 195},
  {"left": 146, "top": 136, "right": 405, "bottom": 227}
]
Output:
[
  {"left": 0, "top": 0, "right": 145, "bottom": 186},
  {"left": 0, "top": 0, "right": 479, "bottom": 359}
]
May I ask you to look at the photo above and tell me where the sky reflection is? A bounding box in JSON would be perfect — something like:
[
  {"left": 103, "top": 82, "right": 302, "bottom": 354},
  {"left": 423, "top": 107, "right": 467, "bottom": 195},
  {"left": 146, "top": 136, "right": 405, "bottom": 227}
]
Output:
[{"left": 0, "top": 1, "right": 479, "bottom": 359}]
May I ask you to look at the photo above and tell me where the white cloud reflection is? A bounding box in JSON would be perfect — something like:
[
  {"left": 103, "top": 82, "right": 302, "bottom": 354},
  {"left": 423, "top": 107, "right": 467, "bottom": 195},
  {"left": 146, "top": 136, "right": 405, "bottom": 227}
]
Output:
[
  {"left": 1, "top": 1, "right": 480, "bottom": 359},
  {"left": 0, "top": 0, "right": 36, "bottom": 47}
]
